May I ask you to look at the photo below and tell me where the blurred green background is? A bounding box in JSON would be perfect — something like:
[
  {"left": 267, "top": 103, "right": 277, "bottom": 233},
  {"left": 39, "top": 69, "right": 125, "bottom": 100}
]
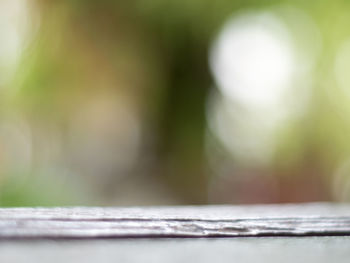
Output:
[{"left": 1, "top": 0, "right": 350, "bottom": 206}]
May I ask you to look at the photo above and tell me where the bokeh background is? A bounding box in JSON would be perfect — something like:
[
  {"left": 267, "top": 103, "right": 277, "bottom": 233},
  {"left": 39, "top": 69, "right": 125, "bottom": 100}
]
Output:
[{"left": 1, "top": 0, "right": 350, "bottom": 206}]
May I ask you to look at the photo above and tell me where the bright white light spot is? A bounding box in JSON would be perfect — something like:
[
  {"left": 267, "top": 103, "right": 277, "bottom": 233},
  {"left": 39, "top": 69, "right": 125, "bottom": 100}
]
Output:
[
  {"left": 210, "top": 12, "right": 296, "bottom": 109},
  {"left": 0, "top": 0, "right": 32, "bottom": 85},
  {"left": 207, "top": 9, "right": 320, "bottom": 166}
]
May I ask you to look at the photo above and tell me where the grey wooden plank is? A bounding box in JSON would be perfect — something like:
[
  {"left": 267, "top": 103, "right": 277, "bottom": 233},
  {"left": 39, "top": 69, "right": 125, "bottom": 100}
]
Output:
[
  {"left": 0, "top": 203, "right": 350, "bottom": 238},
  {"left": 1, "top": 237, "right": 350, "bottom": 263}
]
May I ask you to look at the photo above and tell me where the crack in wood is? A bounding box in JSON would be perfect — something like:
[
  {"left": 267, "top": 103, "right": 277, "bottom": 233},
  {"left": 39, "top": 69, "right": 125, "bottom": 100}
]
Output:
[{"left": 1, "top": 203, "right": 350, "bottom": 239}]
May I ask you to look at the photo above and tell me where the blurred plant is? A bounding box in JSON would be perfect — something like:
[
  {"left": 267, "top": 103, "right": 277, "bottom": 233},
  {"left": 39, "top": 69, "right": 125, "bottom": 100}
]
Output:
[{"left": 1, "top": 0, "right": 350, "bottom": 206}]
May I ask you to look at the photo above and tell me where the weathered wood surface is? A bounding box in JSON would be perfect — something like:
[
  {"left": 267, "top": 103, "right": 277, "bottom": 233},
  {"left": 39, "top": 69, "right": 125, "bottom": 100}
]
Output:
[{"left": 0, "top": 203, "right": 350, "bottom": 239}]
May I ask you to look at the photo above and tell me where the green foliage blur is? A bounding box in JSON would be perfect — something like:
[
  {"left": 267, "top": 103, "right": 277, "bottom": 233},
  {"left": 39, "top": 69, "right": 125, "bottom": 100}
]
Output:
[{"left": 1, "top": 0, "right": 350, "bottom": 206}]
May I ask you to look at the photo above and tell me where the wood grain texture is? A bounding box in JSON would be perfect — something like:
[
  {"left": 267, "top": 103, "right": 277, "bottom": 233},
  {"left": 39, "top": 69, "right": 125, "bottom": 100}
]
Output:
[{"left": 1, "top": 203, "right": 350, "bottom": 239}]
